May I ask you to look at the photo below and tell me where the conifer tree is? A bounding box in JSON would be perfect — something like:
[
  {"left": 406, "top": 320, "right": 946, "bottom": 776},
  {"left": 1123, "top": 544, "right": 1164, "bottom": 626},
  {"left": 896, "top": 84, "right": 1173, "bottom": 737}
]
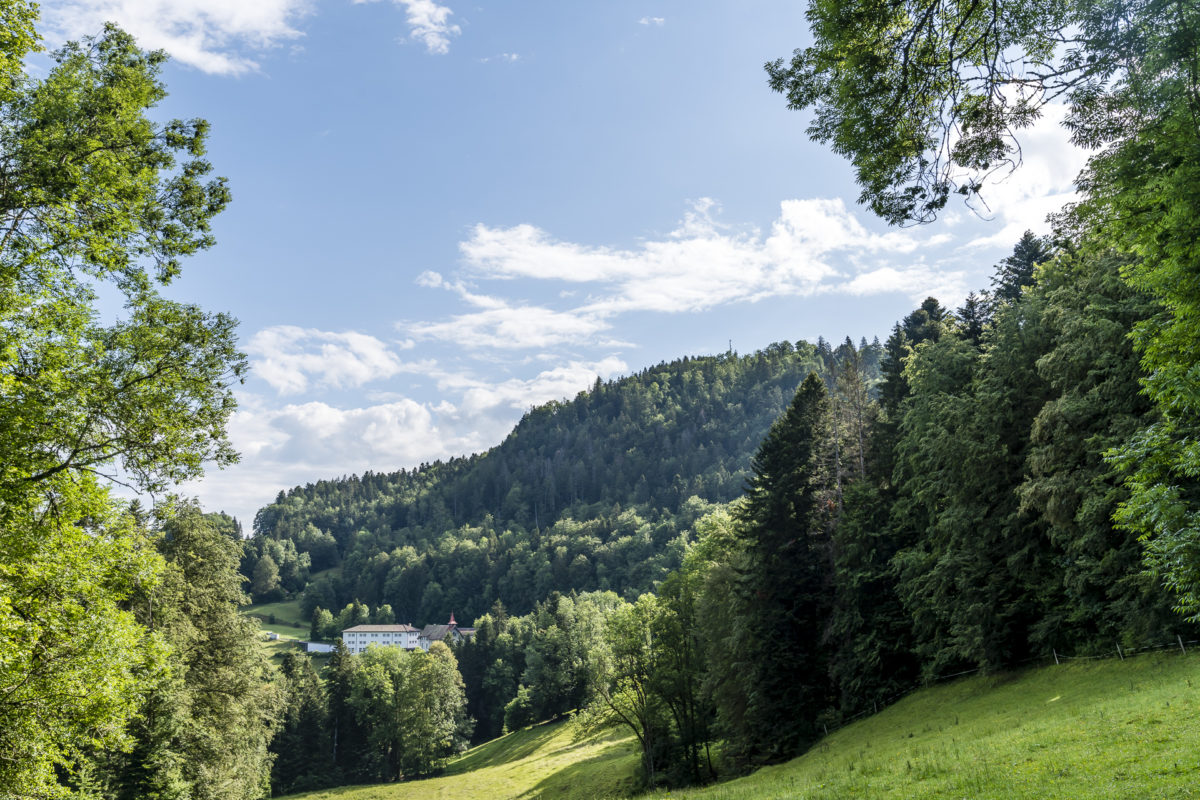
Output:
[
  {"left": 95, "top": 503, "right": 279, "bottom": 800},
  {"left": 270, "top": 653, "right": 334, "bottom": 795},
  {"left": 326, "top": 640, "right": 371, "bottom": 782},
  {"left": 991, "top": 231, "right": 1053, "bottom": 305},
  {"left": 726, "top": 373, "right": 834, "bottom": 762}
]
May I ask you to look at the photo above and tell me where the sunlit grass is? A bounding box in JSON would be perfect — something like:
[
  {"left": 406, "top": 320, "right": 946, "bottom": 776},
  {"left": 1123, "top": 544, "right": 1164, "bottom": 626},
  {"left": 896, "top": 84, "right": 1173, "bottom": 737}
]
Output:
[
  {"left": 244, "top": 598, "right": 310, "bottom": 639},
  {"left": 281, "top": 719, "right": 640, "bottom": 800}
]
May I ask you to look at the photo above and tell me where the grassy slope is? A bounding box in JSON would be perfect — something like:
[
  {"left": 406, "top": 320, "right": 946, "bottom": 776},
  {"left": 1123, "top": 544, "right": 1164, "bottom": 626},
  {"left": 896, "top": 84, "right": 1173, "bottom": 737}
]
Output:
[
  {"left": 244, "top": 598, "right": 310, "bottom": 639},
  {"left": 243, "top": 568, "right": 343, "bottom": 640},
  {"left": 283, "top": 721, "right": 640, "bottom": 800},
  {"left": 649, "top": 652, "right": 1200, "bottom": 800},
  {"left": 285, "top": 652, "right": 1200, "bottom": 800}
]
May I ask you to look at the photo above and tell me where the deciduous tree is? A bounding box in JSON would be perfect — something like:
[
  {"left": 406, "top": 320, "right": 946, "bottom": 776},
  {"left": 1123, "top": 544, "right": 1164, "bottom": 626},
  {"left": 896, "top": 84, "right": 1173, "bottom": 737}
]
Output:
[{"left": 0, "top": 9, "right": 242, "bottom": 793}]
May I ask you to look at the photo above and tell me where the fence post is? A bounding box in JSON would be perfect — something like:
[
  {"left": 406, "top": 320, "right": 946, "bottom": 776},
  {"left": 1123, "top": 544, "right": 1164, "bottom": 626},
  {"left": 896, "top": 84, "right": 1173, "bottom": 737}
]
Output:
[
  {"left": 823, "top": 723, "right": 829, "bottom": 737},
  {"left": 1053, "top": 649, "right": 1060, "bottom": 665},
  {"left": 1116, "top": 643, "right": 1124, "bottom": 661},
  {"left": 1179, "top": 635, "right": 1187, "bottom": 654}
]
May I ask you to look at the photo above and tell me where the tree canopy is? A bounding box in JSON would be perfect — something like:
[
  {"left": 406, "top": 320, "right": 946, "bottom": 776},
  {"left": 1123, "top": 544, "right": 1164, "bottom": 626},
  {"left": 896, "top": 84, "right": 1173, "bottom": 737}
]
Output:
[
  {"left": 0, "top": 7, "right": 244, "bottom": 794},
  {"left": 767, "top": 0, "right": 1200, "bottom": 623}
]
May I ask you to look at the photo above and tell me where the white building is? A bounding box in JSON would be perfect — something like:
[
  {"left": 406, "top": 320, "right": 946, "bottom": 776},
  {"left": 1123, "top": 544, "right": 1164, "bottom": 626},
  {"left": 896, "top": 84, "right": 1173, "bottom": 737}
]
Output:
[{"left": 341, "top": 623, "right": 421, "bottom": 654}]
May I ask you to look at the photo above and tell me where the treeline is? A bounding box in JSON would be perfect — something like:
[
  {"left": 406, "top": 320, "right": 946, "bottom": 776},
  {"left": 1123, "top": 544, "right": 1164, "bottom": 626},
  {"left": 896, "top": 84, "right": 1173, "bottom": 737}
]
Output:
[
  {"left": 244, "top": 339, "right": 883, "bottom": 623},
  {"left": 533, "top": 238, "right": 1196, "bottom": 790}
]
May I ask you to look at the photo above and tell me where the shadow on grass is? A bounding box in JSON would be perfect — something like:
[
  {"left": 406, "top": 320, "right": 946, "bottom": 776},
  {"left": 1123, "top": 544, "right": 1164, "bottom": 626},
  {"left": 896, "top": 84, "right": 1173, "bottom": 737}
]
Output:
[
  {"left": 516, "top": 735, "right": 640, "bottom": 800},
  {"left": 447, "top": 720, "right": 567, "bottom": 774}
]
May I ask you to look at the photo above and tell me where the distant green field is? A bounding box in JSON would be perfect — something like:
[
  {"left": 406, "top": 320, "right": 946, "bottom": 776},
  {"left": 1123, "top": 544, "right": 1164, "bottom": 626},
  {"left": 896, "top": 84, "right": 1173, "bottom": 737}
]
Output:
[
  {"left": 283, "top": 651, "right": 1200, "bottom": 800},
  {"left": 243, "top": 598, "right": 310, "bottom": 639},
  {"left": 242, "top": 568, "right": 342, "bottom": 641},
  {"left": 644, "top": 651, "right": 1200, "bottom": 800},
  {"left": 282, "top": 720, "right": 640, "bottom": 800}
]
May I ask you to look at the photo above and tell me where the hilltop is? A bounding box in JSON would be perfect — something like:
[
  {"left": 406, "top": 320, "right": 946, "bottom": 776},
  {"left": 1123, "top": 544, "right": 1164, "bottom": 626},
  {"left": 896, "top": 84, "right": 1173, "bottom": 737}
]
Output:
[{"left": 240, "top": 340, "right": 879, "bottom": 623}]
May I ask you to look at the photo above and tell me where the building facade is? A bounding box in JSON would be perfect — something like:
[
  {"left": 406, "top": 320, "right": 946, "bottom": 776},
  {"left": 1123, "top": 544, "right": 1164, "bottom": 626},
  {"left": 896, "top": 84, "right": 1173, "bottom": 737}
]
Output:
[{"left": 341, "top": 623, "right": 420, "bottom": 654}]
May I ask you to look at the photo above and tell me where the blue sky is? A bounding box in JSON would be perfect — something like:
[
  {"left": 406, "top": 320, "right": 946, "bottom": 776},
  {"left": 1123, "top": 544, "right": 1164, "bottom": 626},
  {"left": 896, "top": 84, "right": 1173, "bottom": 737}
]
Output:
[{"left": 42, "top": 1, "right": 1089, "bottom": 526}]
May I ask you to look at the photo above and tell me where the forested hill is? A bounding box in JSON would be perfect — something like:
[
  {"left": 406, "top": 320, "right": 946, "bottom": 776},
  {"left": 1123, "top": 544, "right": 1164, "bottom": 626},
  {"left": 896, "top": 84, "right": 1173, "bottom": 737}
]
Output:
[{"left": 242, "top": 339, "right": 880, "bottom": 623}]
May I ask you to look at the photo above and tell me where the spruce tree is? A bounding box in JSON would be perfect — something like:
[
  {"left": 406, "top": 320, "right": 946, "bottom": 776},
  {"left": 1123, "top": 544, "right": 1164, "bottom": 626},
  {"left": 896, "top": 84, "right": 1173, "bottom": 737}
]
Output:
[
  {"left": 326, "top": 640, "right": 371, "bottom": 782},
  {"left": 95, "top": 503, "right": 279, "bottom": 800},
  {"left": 270, "top": 652, "right": 334, "bottom": 795},
  {"left": 991, "top": 231, "right": 1053, "bottom": 305},
  {"left": 727, "top": 373, "right": 834, "bottom": 763}
]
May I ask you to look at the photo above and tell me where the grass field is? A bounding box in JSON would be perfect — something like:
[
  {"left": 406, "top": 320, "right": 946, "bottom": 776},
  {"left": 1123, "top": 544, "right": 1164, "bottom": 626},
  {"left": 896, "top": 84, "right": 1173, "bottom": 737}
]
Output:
[
  {"left": 283, "top": 719, "right": 640, "bottom": 800},
  {"left": 243, "top": 598, "right": 311, "bottom": 640},
  {"left": 645, "top": 651, "right": 1200, "bottom": 800},
  {"left": 242, "top": 568, "right": 342, "bottom": 641},
  {"left": 283, "top": 651, "right": 1200, "bottom": 800}
]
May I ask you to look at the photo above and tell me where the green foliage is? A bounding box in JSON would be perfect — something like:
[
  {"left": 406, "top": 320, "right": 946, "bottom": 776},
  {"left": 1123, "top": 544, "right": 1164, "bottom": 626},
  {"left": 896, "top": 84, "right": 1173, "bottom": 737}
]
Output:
[
  {"left": 725, "top": 374, "right": 835, "bottom": 763},
  {"left": 344, "top": 643, "right": 470, "bottom": 781},
  {"left": 272, "top": 653, "right": 335, "bottom": 795},
  {"left": 894, "top": 296, "right": 1053, "bottom": 672},
  {"left": 252, "top": 553, "right": 283, "bottom": 601},
  {"left": 766, "top": 0, "right": 1200, "bottom": 631},
  {"left": 311, "top": 607, "right": 336, "bottom": 640},
  {"left": 0, "top": 11, "right": 243, "bottom": 795},
  {"left": 991, "top": 231, "right": 1053, "bottom": 305},
  {"left": 326, "top": 640, "right": 372, "bottom": 782},
  {"left": 93, "top": 503, "right": 280, "bottom": 800},
  {"left": 0, "top": 27, "right": 242, "bottom": 500},
  {"left": 502, "top": 685, "right": 536, "bottom": 732},
  {"left": 0, "top": 482, "right": 163, "bottom": 798},
  {"left": 765, "top": 0, "right": 1168, "bottom": 226},
  {"left": 0, "top": 0, "right": 38, "bottom": 99},
  {"left": 886, "top": 247, "right": 1193, "bottom": 678},
  {"left": 585, "top": 594, "right": 672, "bottom": 787},
  {"left": 1077, "top": 4, "right": 1200, "bottom": 620},
  {"left": 1018, "top": 248, "right": 1180, "bottom": 646}
]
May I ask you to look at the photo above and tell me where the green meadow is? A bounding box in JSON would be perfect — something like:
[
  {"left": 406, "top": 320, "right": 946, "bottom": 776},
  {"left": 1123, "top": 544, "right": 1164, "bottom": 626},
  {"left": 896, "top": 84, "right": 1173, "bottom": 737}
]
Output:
[
  {"left": 648, "top": 651, "right": 1200, "bottom": 800},
  {"left": 244, "top": 598, "right": 311, "bottom": 640},
  {"left": 285, "top": 651, "right": 1200, "bottom": 800},
  {"left": 282, "top": 720, "right": 640, "bottom": 800}
]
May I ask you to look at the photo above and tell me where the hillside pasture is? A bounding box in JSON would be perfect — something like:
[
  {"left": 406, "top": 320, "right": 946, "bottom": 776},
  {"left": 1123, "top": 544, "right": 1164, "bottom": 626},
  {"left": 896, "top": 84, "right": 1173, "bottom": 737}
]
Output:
[
  {"left": 282, "top": 720, "right": 640, "bottom": 800},
  {"left": 643, "top": 652, "right": 1200, "bottom": 800}
]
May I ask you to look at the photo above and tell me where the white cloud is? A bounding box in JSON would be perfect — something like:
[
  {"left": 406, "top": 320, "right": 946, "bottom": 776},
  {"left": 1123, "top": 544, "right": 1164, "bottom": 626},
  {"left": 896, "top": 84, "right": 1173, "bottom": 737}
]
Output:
[
  {"left": 397, "top": 0, "right": 460, "bottom": 53},
  {"left": 45, "top": 0, "right": 312, "bottom": 75},
  {"left": 246, "top": 325, "right": 415, "bottom": 395},
  {"left": 638, "top": 16, "right": 665, "bottom": 26},
  {"left": 842, "top": 264, "right": 969, "bottom": 305},
  {"left": 452, "top": 197, "right": 931, "bottom": 330},
  {"left": 408, "top": 304, "right": 611, "bottom": 349},
  {"left": 966, "top": 104, "right": 1091, "bottom": 248},
  {"left": 416, "top": 270, "right": 445, "bottom": 288},
  {"left": 355, "top": 0, "right": 460, "bottom": 53}
]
